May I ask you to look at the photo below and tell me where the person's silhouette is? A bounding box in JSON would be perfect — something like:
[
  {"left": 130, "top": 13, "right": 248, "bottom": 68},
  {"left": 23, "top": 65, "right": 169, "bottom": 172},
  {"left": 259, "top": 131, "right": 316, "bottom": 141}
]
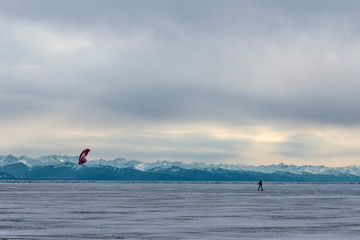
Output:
[{"left": 257, "top": 180, "right": 263, "bottom": 191}]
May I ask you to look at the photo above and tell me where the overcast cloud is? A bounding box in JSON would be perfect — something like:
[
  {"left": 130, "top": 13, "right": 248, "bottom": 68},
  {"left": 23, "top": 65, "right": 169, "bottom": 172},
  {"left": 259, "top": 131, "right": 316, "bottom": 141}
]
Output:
[{"left": 1, "top": 0, "right": 360, "bottom": 166}]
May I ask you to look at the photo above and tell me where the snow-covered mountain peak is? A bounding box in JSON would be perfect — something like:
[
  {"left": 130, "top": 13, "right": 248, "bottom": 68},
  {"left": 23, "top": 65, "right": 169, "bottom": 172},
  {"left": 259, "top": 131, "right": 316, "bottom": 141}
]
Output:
[{"left": 1, "top": 155, "right": 360, "bottom": 177}]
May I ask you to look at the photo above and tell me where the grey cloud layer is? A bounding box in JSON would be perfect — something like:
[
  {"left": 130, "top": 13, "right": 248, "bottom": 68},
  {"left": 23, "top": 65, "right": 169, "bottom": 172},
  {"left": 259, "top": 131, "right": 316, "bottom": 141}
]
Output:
[
  {"left": 1, "top": 0, "right": 360, "bottom": 127},
  {"left": 89, "top": 83, "right": 360, "bottom": 126}
]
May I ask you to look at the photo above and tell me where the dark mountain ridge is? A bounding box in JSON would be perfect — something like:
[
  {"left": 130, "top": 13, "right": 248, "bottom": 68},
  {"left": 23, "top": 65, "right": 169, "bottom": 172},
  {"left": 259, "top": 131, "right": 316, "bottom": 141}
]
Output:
[{"left": 1, "top": 155, "right": 360, "bottom": 182}]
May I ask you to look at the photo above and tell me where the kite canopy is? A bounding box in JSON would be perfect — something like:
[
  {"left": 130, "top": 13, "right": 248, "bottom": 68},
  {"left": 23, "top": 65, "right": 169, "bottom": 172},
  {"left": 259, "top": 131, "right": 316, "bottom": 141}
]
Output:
[{"left": 79, "top": 148, "right": 90, "bottom": 165}]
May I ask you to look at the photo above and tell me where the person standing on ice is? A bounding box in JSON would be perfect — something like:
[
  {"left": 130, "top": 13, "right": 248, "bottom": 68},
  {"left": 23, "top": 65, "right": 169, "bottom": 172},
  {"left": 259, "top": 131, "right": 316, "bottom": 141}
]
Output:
[{"left": 257, "top": 180, "right": 263, "bottom": 191}]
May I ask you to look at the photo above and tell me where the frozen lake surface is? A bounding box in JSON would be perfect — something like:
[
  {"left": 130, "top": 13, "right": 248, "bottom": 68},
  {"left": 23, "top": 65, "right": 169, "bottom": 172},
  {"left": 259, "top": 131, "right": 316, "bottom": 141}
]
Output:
[{"left": 1, "top": 182, "right": 360, "bottom": 239}]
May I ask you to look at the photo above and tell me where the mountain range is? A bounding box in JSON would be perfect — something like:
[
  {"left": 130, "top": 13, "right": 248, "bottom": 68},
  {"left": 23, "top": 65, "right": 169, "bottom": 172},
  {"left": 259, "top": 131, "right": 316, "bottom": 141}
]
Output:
[{"left": 1, "top": 154, "right": 360, "bottom": 182}]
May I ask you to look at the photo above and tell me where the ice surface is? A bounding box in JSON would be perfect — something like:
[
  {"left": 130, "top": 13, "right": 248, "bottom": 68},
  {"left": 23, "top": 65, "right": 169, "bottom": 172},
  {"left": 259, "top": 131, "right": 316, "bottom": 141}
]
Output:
[{"left": 1, "top": 182, "right": 360, "bottom": 239}]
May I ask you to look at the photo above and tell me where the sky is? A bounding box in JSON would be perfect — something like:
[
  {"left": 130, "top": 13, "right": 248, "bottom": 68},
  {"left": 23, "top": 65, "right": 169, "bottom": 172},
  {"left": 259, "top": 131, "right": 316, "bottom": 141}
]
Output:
[{"left": 1, "top": 0, "right": 360, "bottom": 167}]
